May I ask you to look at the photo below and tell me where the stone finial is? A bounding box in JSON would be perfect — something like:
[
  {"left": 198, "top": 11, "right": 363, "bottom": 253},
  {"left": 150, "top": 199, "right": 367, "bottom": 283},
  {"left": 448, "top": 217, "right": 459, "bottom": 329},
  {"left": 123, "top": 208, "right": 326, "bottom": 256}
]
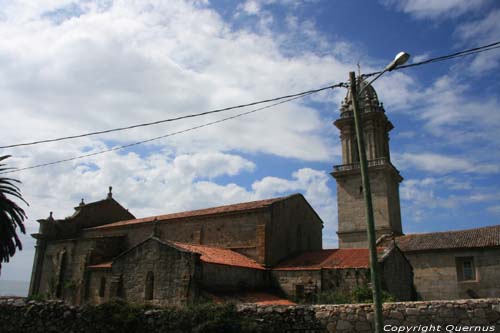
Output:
[
  {"left": 107, "top": 186, "right": 113, "bottom": 199},
  {"left": 80, "top": 198, "right": 85, "bottom": 206}
]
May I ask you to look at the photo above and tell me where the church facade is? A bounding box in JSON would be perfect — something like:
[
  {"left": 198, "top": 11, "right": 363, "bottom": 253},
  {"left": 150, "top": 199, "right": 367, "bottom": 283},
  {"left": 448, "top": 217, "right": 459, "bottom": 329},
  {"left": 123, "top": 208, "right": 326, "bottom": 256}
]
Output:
[{"left": 28, "top": 191, "right": 413, "bottom": 305}]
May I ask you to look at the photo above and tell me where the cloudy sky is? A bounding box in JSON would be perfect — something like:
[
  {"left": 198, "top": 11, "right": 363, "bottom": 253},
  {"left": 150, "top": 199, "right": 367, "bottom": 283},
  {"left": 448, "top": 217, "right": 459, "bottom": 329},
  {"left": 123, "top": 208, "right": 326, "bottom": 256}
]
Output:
[{"left": 0, "top": 0, "right": 499, "bottom": 283}]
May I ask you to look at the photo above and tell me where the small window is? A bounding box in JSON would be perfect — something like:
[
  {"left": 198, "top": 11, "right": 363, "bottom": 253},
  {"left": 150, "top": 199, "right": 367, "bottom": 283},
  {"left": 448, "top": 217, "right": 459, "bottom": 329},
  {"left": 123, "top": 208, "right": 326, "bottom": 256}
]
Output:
[
  {"left": 295, "top": 284, "right": 304, "bottom": 299},
  {"left": 456, "top": 257, "right": 476, "bottom": 281},
  {"left": 145, "top": 271, "right": 154, "bottom": 300},
  {"left": 116, "top": 275, "right": 124, "bottom": 298},
  {"left": 99, "top": 277, "right": 106, "bottom": 297}
]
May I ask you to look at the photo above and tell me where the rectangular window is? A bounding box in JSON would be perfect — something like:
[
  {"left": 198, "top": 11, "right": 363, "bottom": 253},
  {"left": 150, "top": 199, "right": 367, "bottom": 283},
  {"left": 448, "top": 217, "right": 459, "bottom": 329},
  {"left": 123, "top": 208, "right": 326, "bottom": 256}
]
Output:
[
  {"left": 295, "top": 284, "right": 304, "bottom": 299},
  {"left": 456, "top": 257, "right": 476, "bottom": 281}
]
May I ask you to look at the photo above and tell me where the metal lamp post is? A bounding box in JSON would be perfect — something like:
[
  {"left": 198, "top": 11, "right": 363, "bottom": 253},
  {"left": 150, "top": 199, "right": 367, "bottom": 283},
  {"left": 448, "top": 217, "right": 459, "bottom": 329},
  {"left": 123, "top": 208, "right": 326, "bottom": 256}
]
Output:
[{"left": 349, "top": 51, "right": 410, "bottom": 333}]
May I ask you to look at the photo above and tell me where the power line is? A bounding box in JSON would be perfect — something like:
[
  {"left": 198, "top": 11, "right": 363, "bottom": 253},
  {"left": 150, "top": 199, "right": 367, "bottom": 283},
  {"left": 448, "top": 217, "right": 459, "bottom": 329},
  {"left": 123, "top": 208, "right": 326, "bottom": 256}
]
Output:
[
  {"left": 2, "top": 41, "right": 498, "bottom": 153},
  {"left": 0, "top": 83, "right": 346, "bottom": 150},
  {"left": 362, "top": 41, "right": 500, "bottom": 78},
  {"left": 0, "top": 83, "right": 346, "bottom": 175}
]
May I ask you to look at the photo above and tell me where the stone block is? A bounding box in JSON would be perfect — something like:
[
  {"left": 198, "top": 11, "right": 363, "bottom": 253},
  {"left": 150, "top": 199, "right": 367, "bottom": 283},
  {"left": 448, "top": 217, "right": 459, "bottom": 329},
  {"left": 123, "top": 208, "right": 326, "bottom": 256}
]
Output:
[
  {"left": 336, "top": 320, "right": 352, "bottom": 330},
  {"left": 389, "top": 310, "right": 404, "bottom": 320},
  {"left": 326, "top": 322, "right": 337, "bottom": 332},
  {"left": 473, "top": 308, "right": 486, "bottom": 318},
  {"left": 405, "top": 308, "right": 419, "bottom": 316},
  {"left": 355, "top": 321, "right": 371, "bottom": 331}
]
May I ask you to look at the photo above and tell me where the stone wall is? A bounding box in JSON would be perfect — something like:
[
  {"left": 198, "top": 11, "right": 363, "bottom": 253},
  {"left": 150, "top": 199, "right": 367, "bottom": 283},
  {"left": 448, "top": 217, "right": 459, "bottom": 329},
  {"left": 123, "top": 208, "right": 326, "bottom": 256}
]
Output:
[
  {"left": 271, "top": 269, "right": 323, "bottom": 300},
  {"left": 405, "top": 248, "right": 500, "bottom": 300},
  {"left": 200, "top": 263, "right": 270, "bottom": 291},
  {"left": 110, "top": 238, "right": 199, "bottom": 306},
  {"left": 1, "top": 298, "right": 499, "bottom": 332},
  {"left": 82, "top": 209, "right": 270, "bottom": 264},
  {"left": 380, "top": 247, "right": 414, "bottom": 301},
  {"left": 268, "top": 195, "right": 323, "bottom": 266},
  {"left": 335, "top": 167, "right": 402, "bottom": 249}
]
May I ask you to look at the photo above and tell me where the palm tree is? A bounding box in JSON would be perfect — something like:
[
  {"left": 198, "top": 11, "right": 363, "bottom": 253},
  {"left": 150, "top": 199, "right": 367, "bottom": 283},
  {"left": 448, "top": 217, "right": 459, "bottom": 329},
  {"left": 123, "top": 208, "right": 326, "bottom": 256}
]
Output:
[{"left": 0, "top": 155, "right": 28, "bottom": 275}]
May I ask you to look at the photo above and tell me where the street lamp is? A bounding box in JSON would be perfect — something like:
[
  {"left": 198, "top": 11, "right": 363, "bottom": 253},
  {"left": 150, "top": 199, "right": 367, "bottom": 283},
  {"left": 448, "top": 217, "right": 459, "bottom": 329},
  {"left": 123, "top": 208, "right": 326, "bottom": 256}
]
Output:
[{"left": 349, "top": 51, "right": 410, "bottom": 333}]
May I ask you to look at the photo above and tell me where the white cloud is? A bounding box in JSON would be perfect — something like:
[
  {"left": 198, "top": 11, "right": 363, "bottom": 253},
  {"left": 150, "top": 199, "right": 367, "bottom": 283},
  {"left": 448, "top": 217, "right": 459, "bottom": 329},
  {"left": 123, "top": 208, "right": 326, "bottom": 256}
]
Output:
[
  {"left": 400, "top": 176, "right": 499, "bottom": 229},
  {"left": 241, "top": 0, "right": 261, "bottom": 15},
  {"left": 382, "top": 0, "right": 487, "bottom": 20},
  {"left": 0, "top": 0, "right": 354, "bottom": 164},
  {"left": 412, "top": 53, "right": 429, "bottom": 63},
  {"left": 455, "top": 9, "right": 500, "bottom": 73},
  {"left": 172, "top": 152, "right": 255, "bottom": 179},
  {"left": 396, "top": 152, "right": 499, "bottom": 174},
  {"left": 375, "top": 72, "right": 500, "bottom": 155}
]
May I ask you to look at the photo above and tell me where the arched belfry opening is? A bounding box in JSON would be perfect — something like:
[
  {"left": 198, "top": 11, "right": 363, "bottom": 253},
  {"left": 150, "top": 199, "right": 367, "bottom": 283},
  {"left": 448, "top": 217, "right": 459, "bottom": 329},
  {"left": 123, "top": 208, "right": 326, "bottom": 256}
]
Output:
[{"left": 332, "top": 76, "right": 403, "bottom": 248}]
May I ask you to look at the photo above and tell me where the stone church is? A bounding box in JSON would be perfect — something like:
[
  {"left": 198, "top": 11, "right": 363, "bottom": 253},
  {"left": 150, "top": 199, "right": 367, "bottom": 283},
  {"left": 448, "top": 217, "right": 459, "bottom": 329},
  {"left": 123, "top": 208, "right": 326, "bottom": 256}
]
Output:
[{"left": 28, "top": 76, "right": 499, "bottom": 305}]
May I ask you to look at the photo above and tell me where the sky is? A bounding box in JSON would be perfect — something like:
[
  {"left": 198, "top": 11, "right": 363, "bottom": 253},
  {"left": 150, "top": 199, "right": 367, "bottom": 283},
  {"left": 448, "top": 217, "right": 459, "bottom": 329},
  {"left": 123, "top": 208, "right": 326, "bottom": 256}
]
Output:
[{"left": 0, "top": 0, "right": 499, "bottom": 283}]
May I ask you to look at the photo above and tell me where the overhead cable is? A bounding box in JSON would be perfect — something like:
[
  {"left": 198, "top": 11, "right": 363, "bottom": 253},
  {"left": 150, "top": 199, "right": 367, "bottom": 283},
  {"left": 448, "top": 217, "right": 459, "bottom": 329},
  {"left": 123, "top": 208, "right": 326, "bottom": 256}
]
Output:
[
  {"left": 0, "top": 83, "right": 346, "bottom": 175},
  {"left": 362, "top": 41, "right": 500, "bottom": 78},
  {"left": 0, "top": 83, "right": 346, "bottom": 149}
]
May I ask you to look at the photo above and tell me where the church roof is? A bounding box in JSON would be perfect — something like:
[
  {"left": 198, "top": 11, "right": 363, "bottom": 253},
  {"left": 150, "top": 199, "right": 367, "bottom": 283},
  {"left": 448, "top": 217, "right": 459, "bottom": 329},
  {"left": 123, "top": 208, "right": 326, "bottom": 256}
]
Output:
[
  {"left": 272, "top": 248, "right": 385, "bottom": 271},
  {"left": 87, "top": 195, "right": 295, "bottom": 230},
  {"left": 204, "top": 290, "right": 295, "bottom": 305},
  {"left": 172, "top": 242, "right": 265, "bottom": 270},
  {"left": 396, "top": 225, "right": 500, "bottom": 252}
]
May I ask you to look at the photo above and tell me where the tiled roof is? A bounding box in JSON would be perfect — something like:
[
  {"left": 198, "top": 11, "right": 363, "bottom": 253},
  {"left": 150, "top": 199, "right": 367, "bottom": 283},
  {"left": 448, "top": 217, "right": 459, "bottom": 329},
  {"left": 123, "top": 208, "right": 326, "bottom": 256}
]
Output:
[
  {"left": 396, "top": 225, "right": 500, "bottom": 252},
  {"left": 204, "top": 291, "right": 295, "bottom": 305},
  {"left": 87, "top": 195, "right": 292, "bottom": 230},
  {"left": 173, "top": 242, "right": 265, "bottom": 270},
  {"left": 87, "top": 261, "right": 112, "bottom": 269},
  {"left": 273, "top": 248, "right": 385, "bottom": 271}
]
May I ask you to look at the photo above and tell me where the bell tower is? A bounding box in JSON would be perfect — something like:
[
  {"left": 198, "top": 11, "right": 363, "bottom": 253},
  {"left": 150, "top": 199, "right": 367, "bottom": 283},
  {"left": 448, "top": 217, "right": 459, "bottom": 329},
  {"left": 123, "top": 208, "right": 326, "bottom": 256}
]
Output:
[{"left": 332, "top": 76, "right": 403, "bottom": 248}]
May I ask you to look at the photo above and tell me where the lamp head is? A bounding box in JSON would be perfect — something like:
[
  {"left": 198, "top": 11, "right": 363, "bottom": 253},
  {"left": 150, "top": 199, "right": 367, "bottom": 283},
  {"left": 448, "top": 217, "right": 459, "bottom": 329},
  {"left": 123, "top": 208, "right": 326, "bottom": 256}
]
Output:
[{"left": 385, "top": 51, "right": 410, "bottom": 71}]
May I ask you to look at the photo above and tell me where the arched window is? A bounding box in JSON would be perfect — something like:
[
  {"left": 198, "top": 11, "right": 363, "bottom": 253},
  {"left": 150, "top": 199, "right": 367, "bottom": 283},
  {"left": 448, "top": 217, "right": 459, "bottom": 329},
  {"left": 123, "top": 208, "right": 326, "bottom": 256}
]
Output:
[
  {"left": 56, "top": 251, "right": 67, "bottom": 298},
  {"left": 99, "top": 277, "right": 106, "bottom": 298},
  {"left": 116, "top": 275, "right": 124, "bottom": 298},
  {"left": 145, "top": 271, "right": 154, "bottom": 300}
]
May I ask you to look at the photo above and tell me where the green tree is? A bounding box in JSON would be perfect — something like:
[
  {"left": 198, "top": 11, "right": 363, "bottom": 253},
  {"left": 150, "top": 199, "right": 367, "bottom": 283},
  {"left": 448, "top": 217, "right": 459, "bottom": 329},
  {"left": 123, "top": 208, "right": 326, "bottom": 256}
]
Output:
[{"left": 0, "top": 155, "right": 28, "bottom": 274}]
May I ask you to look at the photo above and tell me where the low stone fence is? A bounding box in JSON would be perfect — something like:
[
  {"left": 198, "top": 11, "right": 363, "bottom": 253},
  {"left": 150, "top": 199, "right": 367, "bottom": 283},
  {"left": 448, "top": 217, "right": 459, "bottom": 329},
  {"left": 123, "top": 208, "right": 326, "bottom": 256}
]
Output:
[
  {"left": 0, "top": 297, "right": 499, "bottom": 332},
  {"left": 239, "top": 298, "right": 500, "bottom": 332}
]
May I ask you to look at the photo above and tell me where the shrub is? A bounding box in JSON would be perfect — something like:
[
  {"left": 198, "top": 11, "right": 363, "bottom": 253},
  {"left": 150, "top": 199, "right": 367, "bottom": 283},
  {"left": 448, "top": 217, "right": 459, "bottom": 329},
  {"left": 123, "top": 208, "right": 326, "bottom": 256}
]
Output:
[
  {"left": 352, "top": 286, "right": 395, "bottom": 303},
  {"left": 311, "top": 286, "right": 395, "bottom": 304},
  {"left": 314, "top": 290, "right": 350, "bottom": 304}
]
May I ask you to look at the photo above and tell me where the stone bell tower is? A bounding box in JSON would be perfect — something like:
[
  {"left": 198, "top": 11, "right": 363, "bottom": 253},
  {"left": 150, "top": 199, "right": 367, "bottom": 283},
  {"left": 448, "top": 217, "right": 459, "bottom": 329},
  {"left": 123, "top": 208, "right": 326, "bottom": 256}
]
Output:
[{"left": 332, "top": 76, "right": 403, "bottom": 248}]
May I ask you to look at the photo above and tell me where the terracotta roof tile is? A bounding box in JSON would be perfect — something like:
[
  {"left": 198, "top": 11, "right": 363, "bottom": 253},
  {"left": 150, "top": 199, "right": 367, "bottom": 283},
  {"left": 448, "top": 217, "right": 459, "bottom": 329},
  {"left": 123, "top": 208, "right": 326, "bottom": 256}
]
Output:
[
  {"left": 87, "top": 195, "right": 292, "bottom": 230},
  {"left": 87, "top": 261, "right": 112, "bottom": 269},
  {"left": 204, "top": 291, "right": 295, "bottom": 305},
  {"left": 273, "top": 248, "right": 385, "bottom": 270},
  {"left": 396, "top": 225, "right": 500, "bottom": 252},
  {"left": 173, "top": 242, "right": 265, "bottom": 270}
]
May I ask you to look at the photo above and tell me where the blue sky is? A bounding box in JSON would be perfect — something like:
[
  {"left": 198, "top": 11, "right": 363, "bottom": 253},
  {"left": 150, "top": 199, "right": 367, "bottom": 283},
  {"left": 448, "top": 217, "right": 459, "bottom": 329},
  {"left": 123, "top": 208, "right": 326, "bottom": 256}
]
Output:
[{"left": 0, "top": 0, "right": 499, "bottom": 284}]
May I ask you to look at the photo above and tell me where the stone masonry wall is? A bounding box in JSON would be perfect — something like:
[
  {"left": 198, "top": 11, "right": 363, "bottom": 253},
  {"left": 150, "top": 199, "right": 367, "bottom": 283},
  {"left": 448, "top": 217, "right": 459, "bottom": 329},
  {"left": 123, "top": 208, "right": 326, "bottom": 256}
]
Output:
[
  {"left": 406, "top": 248, "right": 500, "bottom": 301},
  {"left": 82, "top": 210, "right": 270, "bottom": 264},
  {"left": 269, "top": 195, "right": 323, "bottom": 266},
  {"left": 336, "top": 168, "right": 401, "bottom": 249},
  {"left": 1, "top": 297, "right": 498, "bottom": 332}
]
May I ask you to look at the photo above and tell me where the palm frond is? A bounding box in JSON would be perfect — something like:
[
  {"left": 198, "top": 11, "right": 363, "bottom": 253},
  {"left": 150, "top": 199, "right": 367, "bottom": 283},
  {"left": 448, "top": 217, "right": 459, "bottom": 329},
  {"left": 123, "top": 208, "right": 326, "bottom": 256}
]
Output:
[{"left": 0, "top": 155, "right": 28, "bottom": 275}]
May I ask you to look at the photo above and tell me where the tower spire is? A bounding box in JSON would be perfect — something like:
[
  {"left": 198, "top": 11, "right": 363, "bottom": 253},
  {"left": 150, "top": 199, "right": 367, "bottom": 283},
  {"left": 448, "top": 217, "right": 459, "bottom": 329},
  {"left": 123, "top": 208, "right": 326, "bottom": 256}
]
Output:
[{"left": 332, "top": 75, "right": 403, "bottom": 248}]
